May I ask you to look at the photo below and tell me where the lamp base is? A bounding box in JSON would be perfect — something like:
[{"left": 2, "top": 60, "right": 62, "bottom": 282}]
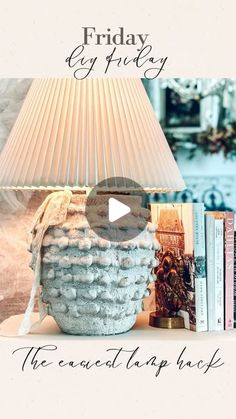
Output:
[
  {"left": 51, "top": 312, "right": 137, "bottom": 336},
  {"left": 34, "top": 193, "right": 158, "bottom": 335},
  {"left": 149, "top": 311, "right": 185, "bottom": 329}
]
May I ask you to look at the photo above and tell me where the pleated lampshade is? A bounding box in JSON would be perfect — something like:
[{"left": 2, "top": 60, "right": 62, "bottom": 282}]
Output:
[{"left": 0, "top": 78, "right": 185, "bottom": 192}]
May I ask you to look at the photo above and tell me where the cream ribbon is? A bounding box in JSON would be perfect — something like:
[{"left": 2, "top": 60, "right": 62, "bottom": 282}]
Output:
[{"left": 18, "top": 190, "right": 73, "bottom": 335}]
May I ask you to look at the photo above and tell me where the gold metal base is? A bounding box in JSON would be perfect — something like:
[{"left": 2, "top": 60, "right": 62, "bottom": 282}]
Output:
[{"left": 149, "top": 311, "right": 185, "bottom": 329}]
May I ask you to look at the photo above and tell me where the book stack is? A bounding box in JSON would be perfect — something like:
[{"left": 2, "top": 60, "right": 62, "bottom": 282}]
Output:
[{"left": 149, "top": 203, "right": 235, "bottom": 332}]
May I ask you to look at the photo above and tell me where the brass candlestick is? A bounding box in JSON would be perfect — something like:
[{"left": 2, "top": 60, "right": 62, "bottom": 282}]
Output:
[{"left": 149, "top": 312, "right": 184, "bottom": 329}]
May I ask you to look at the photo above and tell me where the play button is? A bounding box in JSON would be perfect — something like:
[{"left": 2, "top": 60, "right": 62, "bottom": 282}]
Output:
[
  {"left": 85, "top": 176, "right": 149, "bottom": 242},
  {"left": 108, "top": 198, "right": 130, "bottom": 222}
]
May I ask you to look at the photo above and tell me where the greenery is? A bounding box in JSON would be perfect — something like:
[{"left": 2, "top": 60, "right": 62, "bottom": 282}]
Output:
[{"left": 166, "top": 122, "right": 236, "bottom": 159}]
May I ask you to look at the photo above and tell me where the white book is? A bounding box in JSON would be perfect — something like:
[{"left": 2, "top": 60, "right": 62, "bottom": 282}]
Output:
[
  {"left": 205, "top": 214, "right": 224, "bottom": 331},
  {"left": 193, "top": 204, "right": 208, "bottom": 332}
]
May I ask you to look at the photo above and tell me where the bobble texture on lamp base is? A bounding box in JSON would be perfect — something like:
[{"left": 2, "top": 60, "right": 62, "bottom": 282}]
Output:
[{"left": 37, "top": 195, "right": 159, "bottom": 336}]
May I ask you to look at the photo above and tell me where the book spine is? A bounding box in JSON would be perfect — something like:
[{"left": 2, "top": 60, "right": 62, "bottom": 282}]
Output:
[
  {"left": 214, "top": 219, "right": 224, "bottom": 331},
  {"left": 234, "top": 231, "right": 236, "bottom": 328},
  {"left": 206, "top": 214, "right": 215, "bottom": 331},
  {"left": 193, "top": 204, "right": 208, "bottom": 332},
  {"left": 224, "top": 213, "right": 234, "bottom": 329},
  {"left": 206, "top": 215, "right": 224, "bottom": 330}
]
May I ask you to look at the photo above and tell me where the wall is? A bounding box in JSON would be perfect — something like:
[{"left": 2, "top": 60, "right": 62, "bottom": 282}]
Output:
[{"left": 177, "top": 148, "right": 236, "bottom": 177}]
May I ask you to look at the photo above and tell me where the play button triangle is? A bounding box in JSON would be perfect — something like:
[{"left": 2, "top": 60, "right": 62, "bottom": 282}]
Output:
[{"left": 108, "top": 197, "right": 131, "bottom": 223}]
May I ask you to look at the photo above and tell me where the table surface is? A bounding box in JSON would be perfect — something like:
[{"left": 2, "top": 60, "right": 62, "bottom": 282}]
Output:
[{"left": 1, "top": 311, "right": 236, "bottom": 342}]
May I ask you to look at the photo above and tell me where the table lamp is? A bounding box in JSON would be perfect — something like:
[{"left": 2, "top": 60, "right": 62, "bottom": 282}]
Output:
[{"left": 0, "top": 78, "right": 185, "bottom": 335}]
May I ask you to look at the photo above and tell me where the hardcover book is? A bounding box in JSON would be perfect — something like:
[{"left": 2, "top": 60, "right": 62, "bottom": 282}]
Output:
[
  {"left": 149, "top": 203, "right": 208, "bottom": 332},
  {"left": 234, "top": 230, "right": 236, "bottom": 328},
  {"left": 205, "top": 213, "right": 224, "bottom": 331},
  {"left": 207, "top": 212, "right": 234, "bottom": 329}
]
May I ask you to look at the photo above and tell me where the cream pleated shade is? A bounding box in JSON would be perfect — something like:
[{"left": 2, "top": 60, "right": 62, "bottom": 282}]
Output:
[{"left": 0, "top": 78, "right": 185, "bottom": 192}]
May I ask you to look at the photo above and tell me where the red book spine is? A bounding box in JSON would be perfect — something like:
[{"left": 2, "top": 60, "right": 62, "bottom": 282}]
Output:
[{"left": 224, "top": 212, "right": 235, "bottom": 330}]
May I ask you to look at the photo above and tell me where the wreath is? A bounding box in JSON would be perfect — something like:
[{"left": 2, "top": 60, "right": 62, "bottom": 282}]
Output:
[{"left": 166, "top": 122, "right": 236, "bottom": 159}]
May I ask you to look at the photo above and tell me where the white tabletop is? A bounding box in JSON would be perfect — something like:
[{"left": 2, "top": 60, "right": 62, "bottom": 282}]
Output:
[{"left": 1, "top": 311, "right": 236, "bottom": 341}]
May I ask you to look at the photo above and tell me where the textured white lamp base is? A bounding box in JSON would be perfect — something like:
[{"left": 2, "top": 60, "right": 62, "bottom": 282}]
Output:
[
  {"left": 36, "top": 194, "right": 159, "bottom": 336},
  {"left": 51, "top": 313, "right": 137, "bottom": 336}
]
